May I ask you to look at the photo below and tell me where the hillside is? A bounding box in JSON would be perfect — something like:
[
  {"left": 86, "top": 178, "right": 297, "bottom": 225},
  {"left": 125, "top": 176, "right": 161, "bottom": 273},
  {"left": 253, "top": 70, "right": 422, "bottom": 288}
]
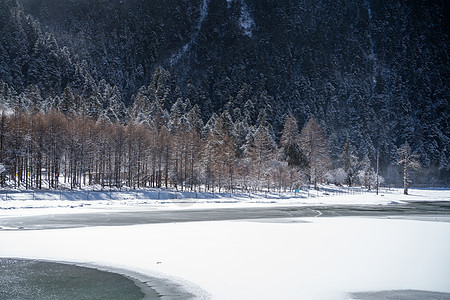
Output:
[{"left": 0, "top": 0, "right": 448, "bottom": 184}]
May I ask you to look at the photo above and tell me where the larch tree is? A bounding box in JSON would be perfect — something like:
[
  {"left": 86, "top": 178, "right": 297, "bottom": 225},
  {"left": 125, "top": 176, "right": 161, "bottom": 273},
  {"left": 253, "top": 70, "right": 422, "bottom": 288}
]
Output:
[
  {"left": 44, "top": 110, "right": 67, "bottom": 189},
  {"left": 169, "top": 98, "right": 186, "bottom": 190},
  {"left": 31, "top": 112, "right": 47, "bottom": 189},
  {"left": 185, "top": 104, "right": 203, "bottom": 191},
  {"left": 299, "top": 116, "right": 331, "bottom": 189},
  {"left": 0, "top": 111, "right": 6, "bottom": 186},
  {"left": 205, "top": 111, "right": 236, "bottom": 192},
  {"left": 244, "top": 119, "right": 277, "bottom": 191},
  {"left": 397, "top": 141, "right": 421, "bottom": 195}
]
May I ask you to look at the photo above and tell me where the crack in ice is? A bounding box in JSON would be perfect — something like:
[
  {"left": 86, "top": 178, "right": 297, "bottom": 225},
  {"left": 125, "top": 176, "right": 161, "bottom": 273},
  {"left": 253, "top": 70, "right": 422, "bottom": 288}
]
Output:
[{"left": 313, "top": 209, "right": 323, "bottom": 217}]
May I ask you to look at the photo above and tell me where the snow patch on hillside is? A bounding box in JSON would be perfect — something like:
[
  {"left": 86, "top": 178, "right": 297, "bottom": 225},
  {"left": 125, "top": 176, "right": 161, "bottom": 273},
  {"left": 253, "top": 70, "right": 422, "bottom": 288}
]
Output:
[
  {"left": 198, "top": 0, "right": 209, "bottom": 29},
  {"left": 239, "top": 1, "right": 255, "bottom": 37},
  {"left": 170, "top": 0, "right": 210, "bottom": 65}
]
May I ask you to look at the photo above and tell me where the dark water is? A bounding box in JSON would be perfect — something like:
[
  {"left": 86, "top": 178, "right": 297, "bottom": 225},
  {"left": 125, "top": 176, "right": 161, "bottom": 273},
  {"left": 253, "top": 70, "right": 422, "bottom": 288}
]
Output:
[
  {"left": 0, "top": 259, "right": 159, "bottom": 300},
  {"left": 1, "top": 201, "right": 450, "bottom": 231},
  {"left": 350, "top": 290, "right": 450, "bottom": 300}
]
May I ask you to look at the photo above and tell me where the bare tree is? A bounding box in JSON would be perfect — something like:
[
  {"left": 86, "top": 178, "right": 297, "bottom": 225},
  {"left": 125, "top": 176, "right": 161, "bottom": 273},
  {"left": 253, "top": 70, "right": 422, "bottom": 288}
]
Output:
[
  {"left": 44, "top": 110, "right": 67, "bottom": 189},
  {"left": 204, "top": 112, "right": 237, "bottom": 192},
  {"left": 185, "top": 105, "right": 203, "bottom": 191},
  {"left": 397, "top": 141, "right": 421, "bottom": 195},
  {"left": 244, "top": 123, "right": 277, "bottom": 191},
  {"left": 299, "top": 117, "right": 331, "bottom": 189},
  {"left": 31, "top": 112, "right": 48, "bottom": 189}
]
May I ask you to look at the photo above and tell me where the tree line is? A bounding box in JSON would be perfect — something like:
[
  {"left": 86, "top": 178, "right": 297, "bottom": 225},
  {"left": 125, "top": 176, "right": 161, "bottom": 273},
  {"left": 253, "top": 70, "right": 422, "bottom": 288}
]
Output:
[{"left": 0, "top": 104, "right": 387, "bottom": 192}]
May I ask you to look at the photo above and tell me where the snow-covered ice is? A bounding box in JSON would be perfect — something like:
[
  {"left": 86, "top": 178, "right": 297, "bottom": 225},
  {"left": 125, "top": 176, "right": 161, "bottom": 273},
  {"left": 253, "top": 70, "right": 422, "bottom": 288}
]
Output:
[{"left": 1, "top": 217, "right": 449, "bottom": 299}]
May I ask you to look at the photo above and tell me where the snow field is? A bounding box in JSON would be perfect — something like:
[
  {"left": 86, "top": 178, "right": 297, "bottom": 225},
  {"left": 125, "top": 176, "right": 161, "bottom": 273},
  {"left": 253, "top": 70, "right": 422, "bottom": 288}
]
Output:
[{"left": 1, "top": 216, "right": 450, "bottom": 299}]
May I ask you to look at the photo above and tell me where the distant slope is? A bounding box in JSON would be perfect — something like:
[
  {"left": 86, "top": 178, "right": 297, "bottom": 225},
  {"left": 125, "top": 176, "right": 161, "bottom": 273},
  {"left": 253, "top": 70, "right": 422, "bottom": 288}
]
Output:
[{"left": 0, "top": 0, "right": 448, "bottom": 181}]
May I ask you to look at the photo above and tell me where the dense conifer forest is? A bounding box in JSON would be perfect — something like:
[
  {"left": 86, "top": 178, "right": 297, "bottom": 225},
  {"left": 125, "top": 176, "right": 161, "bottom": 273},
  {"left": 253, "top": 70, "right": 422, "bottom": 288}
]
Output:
[{"left": 0, "top": 0, "right": 448, "bottom": 188}]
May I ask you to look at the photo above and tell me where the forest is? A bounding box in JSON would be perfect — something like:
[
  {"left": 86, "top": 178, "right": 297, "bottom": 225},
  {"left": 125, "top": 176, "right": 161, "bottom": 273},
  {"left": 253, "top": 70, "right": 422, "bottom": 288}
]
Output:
[
  {"left": 0, "top": 0, "right": 448, "bottom": 187},
  {"left": 0, "top": 104, "right": 382, "bottom": 192}
]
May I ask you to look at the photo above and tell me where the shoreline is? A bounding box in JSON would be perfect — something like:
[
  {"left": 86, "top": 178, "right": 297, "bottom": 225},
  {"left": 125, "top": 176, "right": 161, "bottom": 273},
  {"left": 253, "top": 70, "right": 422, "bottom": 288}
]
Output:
[{"left": 1, "top": 257, "right": 199, "bottom": 300}]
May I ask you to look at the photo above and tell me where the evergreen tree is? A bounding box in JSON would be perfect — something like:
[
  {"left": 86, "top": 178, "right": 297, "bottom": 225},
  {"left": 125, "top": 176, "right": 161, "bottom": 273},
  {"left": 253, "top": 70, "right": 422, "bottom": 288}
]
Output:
[
  {"left": 357, "top": 154, "right": 375, "bottom": 190},
  {"left": 280, "top": 114, "right": 308, "bottom": 169},
  {"left": 341, "top": 139, "right": 359, "bottom": 186},
  {"left": 58, "top": 86, "right": 76, "bottom": 114}
]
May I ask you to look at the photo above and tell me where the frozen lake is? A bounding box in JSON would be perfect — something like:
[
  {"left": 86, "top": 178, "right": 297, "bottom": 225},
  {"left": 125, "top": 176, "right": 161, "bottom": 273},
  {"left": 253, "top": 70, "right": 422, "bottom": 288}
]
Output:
[{"left": 1, "top": 189, "right": 449, "bottom": 299}]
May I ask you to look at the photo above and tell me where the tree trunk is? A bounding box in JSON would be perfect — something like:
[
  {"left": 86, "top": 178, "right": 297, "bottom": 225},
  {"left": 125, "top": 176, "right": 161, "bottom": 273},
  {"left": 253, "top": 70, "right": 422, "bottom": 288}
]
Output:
[{"left": 403, "top": 160, "right": 408, "bottom": 195}]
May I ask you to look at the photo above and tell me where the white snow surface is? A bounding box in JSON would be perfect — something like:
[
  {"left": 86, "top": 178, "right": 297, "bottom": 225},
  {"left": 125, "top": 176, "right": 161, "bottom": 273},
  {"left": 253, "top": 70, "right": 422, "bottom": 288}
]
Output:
[
  {"left": 239, "top": 0, "right": 255, "bottom": 37},
  {"left": 0, "top": 188, "right": 449, "bottom": 299},
  {"left": 170, "top": 0, "right": 210, "bottom": 64},
  {"left": 1, "top": 217, "right": 450, "bottom": 299}
]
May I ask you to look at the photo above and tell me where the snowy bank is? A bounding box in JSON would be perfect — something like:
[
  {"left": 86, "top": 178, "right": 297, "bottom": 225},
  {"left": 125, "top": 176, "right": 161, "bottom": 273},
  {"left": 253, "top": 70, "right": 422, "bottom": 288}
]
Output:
[{"left": 0, "top": 187, "right": 448, "bottom": 218}]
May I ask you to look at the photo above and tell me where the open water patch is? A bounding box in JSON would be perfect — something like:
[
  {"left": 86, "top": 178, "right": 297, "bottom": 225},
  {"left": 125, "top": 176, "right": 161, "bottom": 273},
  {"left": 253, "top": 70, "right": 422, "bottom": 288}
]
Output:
[
  {"left": 0, "top": 258, "right": 159, "bottom": 299},
  {"left": 349, "top": 289, "right": 450, "bottom": 299}
]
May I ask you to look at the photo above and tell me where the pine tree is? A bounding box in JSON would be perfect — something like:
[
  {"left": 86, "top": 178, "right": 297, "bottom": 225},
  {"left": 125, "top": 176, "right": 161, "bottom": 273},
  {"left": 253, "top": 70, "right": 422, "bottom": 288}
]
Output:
[
  {"left": 341, "top": 139, "right": 358, "bottom": 186},
  {"left": 280, "top": 114, "right": 308, "bottom": 169},
  {"left": 358, "top": 154, "right": 375, "bottom": 190},
  {"left": 58, "top": 86, "right": 76, "bottom": 114}
]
